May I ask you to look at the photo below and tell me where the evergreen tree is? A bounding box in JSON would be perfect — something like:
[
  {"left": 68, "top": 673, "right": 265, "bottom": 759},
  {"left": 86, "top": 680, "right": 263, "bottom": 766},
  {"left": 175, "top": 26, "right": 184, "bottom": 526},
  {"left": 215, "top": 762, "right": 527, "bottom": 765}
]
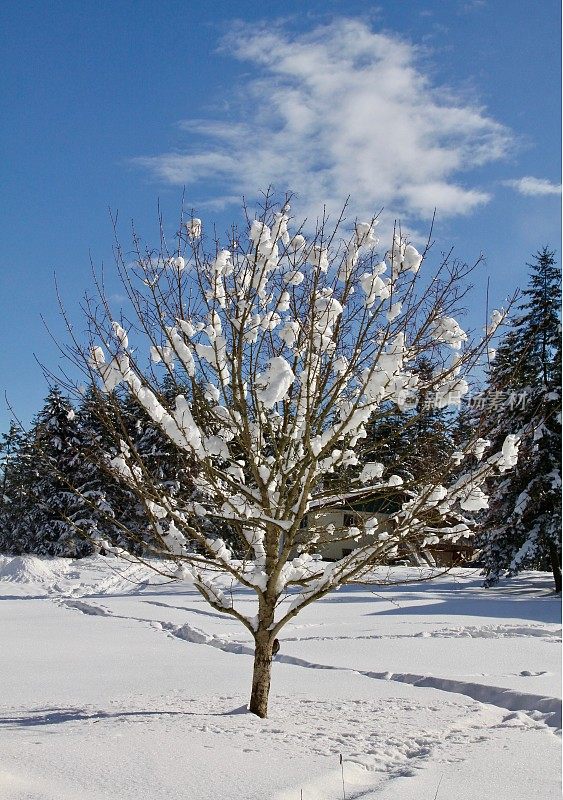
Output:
[
  {"left": 0, "top": 384, "right": 198, "bottom": 558},
  {"left": 478, "top": 248, "right": 562, "bottom": 591},
  {"left": 120, "top": 377, "right": 232, "bottom": 554},
  {"left": 0, "top": 422, "right": 38, "bottom": 553},
  {"left": 26, "top": 388, "right": 98, "bottom": 556},
  {"left": 363, "top": 356, "right": 454, "bottom": 484},
  {"left": 0, "top": 422, "right": 25, "bottom": 517},
  {"left": 128, "top": 375, "right": 196, "bottom": 505},
  {"left": 72, "top": 381, "right": 200, "bottom": 555},
  {"left": 73, "top": 387, "right": 143, "bottom": 553}
]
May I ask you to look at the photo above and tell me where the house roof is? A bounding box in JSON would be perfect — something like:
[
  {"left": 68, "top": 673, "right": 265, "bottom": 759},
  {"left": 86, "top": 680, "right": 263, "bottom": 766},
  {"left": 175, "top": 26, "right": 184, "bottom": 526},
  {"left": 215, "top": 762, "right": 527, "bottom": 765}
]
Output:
[
  {"left": 309, "top": 485, "right": 471, "bottom": 528},
  {"left": 309, "top": 483, "right": 413, "bottom": 511}
]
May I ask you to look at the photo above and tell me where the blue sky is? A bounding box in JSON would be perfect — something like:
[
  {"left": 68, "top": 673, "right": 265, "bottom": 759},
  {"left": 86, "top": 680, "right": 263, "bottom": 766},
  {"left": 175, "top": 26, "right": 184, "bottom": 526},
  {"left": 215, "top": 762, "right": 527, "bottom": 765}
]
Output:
[{"left": 0, "top": 0, "right": 560, "bottom": 432}]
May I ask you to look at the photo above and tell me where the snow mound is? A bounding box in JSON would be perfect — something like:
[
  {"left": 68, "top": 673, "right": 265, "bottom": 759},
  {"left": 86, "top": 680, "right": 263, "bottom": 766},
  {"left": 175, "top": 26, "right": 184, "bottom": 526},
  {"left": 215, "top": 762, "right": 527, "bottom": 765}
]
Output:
[{"left": 0, "top": 555, "right": 60, "bottom": 586}]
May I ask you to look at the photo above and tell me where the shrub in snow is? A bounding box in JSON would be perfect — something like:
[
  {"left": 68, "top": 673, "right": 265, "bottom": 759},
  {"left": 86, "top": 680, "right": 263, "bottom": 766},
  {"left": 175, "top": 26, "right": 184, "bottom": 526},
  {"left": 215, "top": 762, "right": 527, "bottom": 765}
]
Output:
[{"left": 65, "top": 193, "right": 518, "bottom": 717}]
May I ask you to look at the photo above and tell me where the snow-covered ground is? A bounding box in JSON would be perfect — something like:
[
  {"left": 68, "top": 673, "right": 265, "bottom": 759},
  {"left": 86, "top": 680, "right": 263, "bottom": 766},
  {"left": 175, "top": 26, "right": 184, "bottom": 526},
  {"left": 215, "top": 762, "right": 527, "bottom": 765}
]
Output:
[{"left": 0, "top": 555, "right": 560, "bottom": 800}]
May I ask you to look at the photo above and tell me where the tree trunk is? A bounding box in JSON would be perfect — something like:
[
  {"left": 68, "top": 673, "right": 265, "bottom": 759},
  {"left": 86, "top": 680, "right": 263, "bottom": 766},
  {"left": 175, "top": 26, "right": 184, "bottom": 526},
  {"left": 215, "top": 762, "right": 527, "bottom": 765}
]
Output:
[
  {"left": 548, "top": 541, "right": 562, "bottom": 593},
  {"left": 249, "top": 629, "right": 274, "bottom": 718}
]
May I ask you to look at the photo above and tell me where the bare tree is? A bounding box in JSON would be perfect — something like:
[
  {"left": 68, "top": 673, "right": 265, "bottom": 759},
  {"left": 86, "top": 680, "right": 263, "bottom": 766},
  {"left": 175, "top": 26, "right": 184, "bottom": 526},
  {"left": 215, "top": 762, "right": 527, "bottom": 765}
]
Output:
[{"left": 63, "top": 193, "right": 519, "bottom": 717}]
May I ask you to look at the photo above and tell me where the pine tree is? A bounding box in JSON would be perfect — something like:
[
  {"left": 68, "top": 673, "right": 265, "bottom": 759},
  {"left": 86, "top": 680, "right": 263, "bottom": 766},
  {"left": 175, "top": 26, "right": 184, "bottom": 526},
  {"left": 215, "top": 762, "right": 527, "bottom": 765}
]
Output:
[
  {"left": 128, "top": 376, "right": 196, "bottom": 506},
  {"left": 363, "top": 356, "right": 454, "bottom": 484},
  {"left": 0, "top": 422, "right": 38, "bottom": 553},
  {"left": 478, "top": 248, "right": 562, "bottom": 591},
  {"left": 0, "top": 423, "right": 25, "bottom": 519},
  {"left": 27, "top": 388, "right": 98, "bottom": 556},
  {"left": 73, "top": 387, "right": 140, "bottom": 553},
  {"left": 7, "top": 387, "right": 119, "bottom": 558},
  {"left": 0, "top": 384, "right": 200, "bottom": 558}
]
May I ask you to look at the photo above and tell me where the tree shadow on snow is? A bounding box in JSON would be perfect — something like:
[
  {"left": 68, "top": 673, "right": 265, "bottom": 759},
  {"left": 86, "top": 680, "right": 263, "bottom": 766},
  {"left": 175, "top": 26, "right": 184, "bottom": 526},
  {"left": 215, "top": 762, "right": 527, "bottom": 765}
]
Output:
[
  {"left": 141, "top": 600, "right": 229, "bottom": 620},
  {"left": 0, "top": 704, "right": 250, "bottom": 728},
  {"left": 365, "top": 595, "right": 561, "bottom": 624},
  {"left": 310, "top": 574, "right": 561, "bottom": 625}
]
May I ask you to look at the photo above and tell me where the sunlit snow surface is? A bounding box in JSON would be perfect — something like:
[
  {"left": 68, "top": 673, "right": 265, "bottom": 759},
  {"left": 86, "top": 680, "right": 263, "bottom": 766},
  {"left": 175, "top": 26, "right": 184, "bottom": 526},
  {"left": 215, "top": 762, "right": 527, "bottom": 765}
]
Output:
[{"left": 0, "top": 555, "right": 560, "bottom": 799}]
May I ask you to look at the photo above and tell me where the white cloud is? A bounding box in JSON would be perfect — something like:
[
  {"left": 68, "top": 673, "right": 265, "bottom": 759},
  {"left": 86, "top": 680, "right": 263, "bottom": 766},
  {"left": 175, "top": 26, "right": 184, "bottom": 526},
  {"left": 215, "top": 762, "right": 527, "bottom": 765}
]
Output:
[
  {"left": 134, "top": 19, "right": 511, "bottom": 225},
  {"left": 504, "top": 176, "right": 562, "bottom": 197}
]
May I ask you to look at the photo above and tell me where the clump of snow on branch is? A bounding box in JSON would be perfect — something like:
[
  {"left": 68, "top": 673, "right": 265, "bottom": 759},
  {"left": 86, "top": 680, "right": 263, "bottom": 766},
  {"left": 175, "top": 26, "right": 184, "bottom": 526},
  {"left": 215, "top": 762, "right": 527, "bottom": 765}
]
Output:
[
  {"left": 255, "top": 357, "right": 295, "bottom": 409},
  {"left": 431, "top": 317, "right": 468, "bottom": 350}
]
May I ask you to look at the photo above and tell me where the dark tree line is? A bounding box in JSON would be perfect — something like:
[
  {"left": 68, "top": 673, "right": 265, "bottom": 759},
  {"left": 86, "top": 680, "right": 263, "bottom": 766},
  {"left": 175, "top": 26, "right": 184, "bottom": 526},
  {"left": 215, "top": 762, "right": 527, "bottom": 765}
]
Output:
[{"left": 0, "top": 384, "right": 198, "bottom": 557}]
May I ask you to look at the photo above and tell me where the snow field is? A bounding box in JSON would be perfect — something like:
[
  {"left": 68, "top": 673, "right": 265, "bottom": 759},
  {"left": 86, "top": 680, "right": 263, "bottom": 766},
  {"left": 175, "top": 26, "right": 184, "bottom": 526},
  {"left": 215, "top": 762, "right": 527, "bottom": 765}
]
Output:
[{"left": 0, "top": 556, "right": 560, "bottom": 799}]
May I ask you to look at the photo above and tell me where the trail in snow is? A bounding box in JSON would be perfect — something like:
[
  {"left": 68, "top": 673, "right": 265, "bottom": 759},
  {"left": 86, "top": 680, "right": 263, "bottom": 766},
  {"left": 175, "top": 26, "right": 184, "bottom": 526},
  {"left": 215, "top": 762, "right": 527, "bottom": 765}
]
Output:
[
  {"left": 281, "top": 623, "right": 561, "bottom": 643},
  {"left": 58, "top": 597, "right": 562, "bottom": 731},
  {"left": 62, "top": 599, "right": 111, "bottom": 616}
]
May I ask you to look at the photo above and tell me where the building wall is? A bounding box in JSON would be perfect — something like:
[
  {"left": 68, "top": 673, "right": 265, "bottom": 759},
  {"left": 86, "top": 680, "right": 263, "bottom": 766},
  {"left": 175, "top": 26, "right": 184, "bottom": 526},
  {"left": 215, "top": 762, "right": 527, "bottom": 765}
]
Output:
[
  {"left": 303, "top": 507, "right": 474, "bottom": 566},
  {"left": 306, "top": 509, "right": 394, "bottom": 561}
]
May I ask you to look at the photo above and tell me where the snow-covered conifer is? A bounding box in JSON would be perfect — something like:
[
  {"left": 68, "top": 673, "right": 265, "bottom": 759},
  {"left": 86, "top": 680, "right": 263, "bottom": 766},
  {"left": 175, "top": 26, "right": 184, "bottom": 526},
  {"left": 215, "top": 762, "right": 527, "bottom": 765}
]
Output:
[
  {"left": 0, "top": 422, "right": 38, "bottom": 553},
  {"left": 23, "top": 388, "right": 100, "bottom": 557},
  {"left": 363, "top": 356, "right": 454, "bottom": 484},
  {"left": 478, "top": 248, "right": 561, "bottom": 591}
]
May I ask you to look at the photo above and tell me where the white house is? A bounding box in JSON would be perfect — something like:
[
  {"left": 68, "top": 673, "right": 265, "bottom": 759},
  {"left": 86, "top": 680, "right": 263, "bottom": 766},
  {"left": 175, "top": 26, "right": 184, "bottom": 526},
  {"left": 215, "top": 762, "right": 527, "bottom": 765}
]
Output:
[{"left": 303, "top": 486, "right": 474, "bottom": 566}]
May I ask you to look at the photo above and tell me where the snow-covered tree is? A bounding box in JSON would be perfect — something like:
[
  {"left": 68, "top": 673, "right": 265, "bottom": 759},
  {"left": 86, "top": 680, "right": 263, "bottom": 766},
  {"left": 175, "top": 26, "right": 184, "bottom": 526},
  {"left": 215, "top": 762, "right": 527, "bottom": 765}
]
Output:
[
  {"left": 126, "top": 376, "right": 197, "bottom": 510},
  {"left": 1, "top": 388, "right": 120, "bottom": 558},
  {"left": 73, "top": 387, "right": 148, "bottom": 553},
  {"left": 71, "top": 197, "right": 519, "bottom": 716},
  {"left": 25, "top": 388, "right": 100, "bottom": 557},
  {"left": 0, "top": 422, "right": 25, "bottom": 517},
  {"left": 478, "top": 248, "right": 561, "bottom": 591},
  {"left": 0, "top": 422, "right": 38, "bottom": 553},
  {"left": 363, "top": 356, "right": 454, "bottom": 484}
]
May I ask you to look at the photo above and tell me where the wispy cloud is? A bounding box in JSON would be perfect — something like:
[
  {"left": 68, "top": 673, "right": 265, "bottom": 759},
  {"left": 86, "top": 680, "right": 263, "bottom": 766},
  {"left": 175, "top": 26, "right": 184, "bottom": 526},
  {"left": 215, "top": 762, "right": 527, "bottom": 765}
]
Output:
[
  {"left": 504, "top": 176, "right": 562, "bottom": 197},
  {"left": 461, "top": 0, "right": 487, "bottom": 13},
  {"left": 134, "top": 19, "right": 512, "bottom": 224}
]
